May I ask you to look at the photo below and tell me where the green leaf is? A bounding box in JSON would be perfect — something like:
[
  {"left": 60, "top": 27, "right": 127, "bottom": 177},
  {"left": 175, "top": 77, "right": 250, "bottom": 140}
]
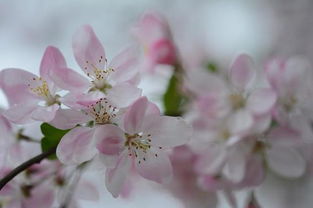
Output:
[
  {"left": 163, "top": 73, "right": 187, "bottom": 116},
  {"left": 40, "top": 123, "right": 70, "bottom": 160},
  {"left": 206, "top": 62, "right": 218, "bottom": 73}
]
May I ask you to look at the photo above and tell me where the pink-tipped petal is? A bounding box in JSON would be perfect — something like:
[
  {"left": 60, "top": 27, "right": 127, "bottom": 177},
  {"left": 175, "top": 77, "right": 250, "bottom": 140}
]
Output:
[
  {"left": 228, "top": 109, "right": 253, "bottom": 135},
  {"left": 31, "top": 104, "right": 59, "bottom": 122},
  {"left": 95, "top": 125, "right": 124, "bottom": 156},
  {"left": 39, "top": 46, "right": 67, "bottom": 89},
  {"left": 108, "top": 47, "right": 139, "bottom": 84},
  {"left": 123, "top": 96, "right": 148, "bottom": 134},
  {"left": 107, "top": 83, "right": 142, "bottom": 108},
  {"left": 3, "top": 102, "right": 37, "bottom": 124},
  {"left": 230, "top": 54, "right": 255, "bottom": 91},
  {"left": 49, "top": 109, "right": 91, "bottom": 130},
  {"left": 143, "top": 116, "right": 192, "bottom": 148},
  {"left": 247, "top": 88, "right": 277, "bottom": 115},
  {"left": 0, "top": 68, "right": 40, "bottom": 105},
  {"left": 56, "top": 127, "right": 96, "bottom": 165},
  {"left": 266, "top": 146, "right": 306, "bottom": 178},
  {"left": 72, "top": 25, "right": 105, "bottom": 75},
  {"left": 50, "top": 67, "right": 89, "bottom": 92},
  {"left": 105, "top": 151, "right": 131, "bottom": 198},
  {"left": 135, "top": 148, "right": 172, "bottom": 183},
  {"left": 223, "top": 151, "right": 246, "bottom": 183}
]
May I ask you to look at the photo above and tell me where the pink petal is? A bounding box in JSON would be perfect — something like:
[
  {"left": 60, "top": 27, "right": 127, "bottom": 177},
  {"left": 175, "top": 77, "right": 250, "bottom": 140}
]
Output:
[
  {"left": 60, "top": 92, "right": 102, "bottom": 109},
  {"left": 105, "top": 151, "right": 131, "bottom": 198},
  {"left": 143, "top": 115, "right": 192, "bottom": 148},
  {"left": 266, "top": 146, "right": 306, "bottom": 178},
  {"left": 3, "top": 102, "right": 37, "bottom": 124},
  {"left": 108, "top": 47, "right": 139, "bottom": 84},
  {"left": 123, "top": 96, "right": 148, "bottom": 134},
  {"left": 49, "top": 67, "right": 89, "bottom": 92},
  {"left": 229, "top": 54, "right": 255, "bottom": 91},
  {"left": 56, "top": 127, "right": 97, "bottom": 165},
  {"left": 39, "top": 46, "right": 67, "bottom": 89},
  {"left": 72, "top": 25, "right": 105, "bottom": 75},
  {"left": 223, "top": 151, "right": 246, "bottom": 183},
  {"left": 95, "top": 125, "right": 124, "bottom": 155},
  {"left": 283, "top": 56, "right": 310, "bottom": 93},
  {"left": 195, "top": 146, "right": 227, "bottom": 175},
  {"left": 247, "top": 88, "right": 277, "bottom": 115},
  {"left": 106, "top": 83, "right": 142, "bottom": 108},
  {"left": 0, "top": 68, "right": 39, "bottom": 105},
  {"left": 250, "top": 114, "right": 272, "bottom": 134},
  {"left": 49, "top": 109, "right": 91, "bottom": 130},
  {"left": 31, "top": 104, "right": 59, "bottom": 122},
  {"left": 267, "top": 126, "right": 301, "bottom": 146},
  {"left": 135, "top": 148, "right": 173, "bottom": 183},
  {"left": 228, "top": 109, "right": 253, "bottom": 135}
]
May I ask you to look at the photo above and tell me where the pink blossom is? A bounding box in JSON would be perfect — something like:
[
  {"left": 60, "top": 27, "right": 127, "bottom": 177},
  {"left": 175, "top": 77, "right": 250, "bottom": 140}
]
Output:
[
  {"left": 133, "top": 12, "right": 177, "bottom": 72},
  {"left": 57, "top": 25, "right": 142, "bottom": 108},
  {"left": 265, "top": 56, "right": 313, "bottom": 124},
  {"left": 0, "top": 46, "right": 79, "bottom": 124},
  {"left": 187, "top": 54, "right": 277, "bottom": 135},
  {"left": 96, "top": 96, "right": 192, "bottom": 197},
  {"left": 56, "top": 97, "right": 122, "bottom": 165}
]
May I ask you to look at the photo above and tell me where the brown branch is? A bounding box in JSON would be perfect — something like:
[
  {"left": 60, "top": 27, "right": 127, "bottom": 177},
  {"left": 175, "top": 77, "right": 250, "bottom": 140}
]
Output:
[{"left": 0, "top": 146, "right": 56, "bottom": 190}]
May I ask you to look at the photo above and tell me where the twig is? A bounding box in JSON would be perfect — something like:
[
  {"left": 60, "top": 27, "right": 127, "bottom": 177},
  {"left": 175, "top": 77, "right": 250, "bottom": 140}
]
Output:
[{"left": 0, "top": 146, "right": 56, "bottom": 190}]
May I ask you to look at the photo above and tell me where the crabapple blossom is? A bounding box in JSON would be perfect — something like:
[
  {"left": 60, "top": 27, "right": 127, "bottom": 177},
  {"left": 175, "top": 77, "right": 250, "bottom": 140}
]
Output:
[
  {"left": 133, "top": 12, "right": 178, "bottom": 72},
  {"left": 0, "top": 46, "right": 80, "bottom": 124},
  {"left": 96, "top": 96, "right": 192, "bottom": 197},
  {"left": 58, "top": 25, "right": 142, "bottom": 108}
]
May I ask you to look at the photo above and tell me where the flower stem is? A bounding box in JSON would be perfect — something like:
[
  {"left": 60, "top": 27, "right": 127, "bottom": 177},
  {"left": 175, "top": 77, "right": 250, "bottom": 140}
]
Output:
[{"left": 0, "top": 146, "right": 56, "bottom": 190}]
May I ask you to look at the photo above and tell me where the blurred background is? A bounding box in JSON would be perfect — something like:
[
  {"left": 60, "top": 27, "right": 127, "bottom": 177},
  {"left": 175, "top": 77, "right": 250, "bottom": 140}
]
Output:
[{"left": 1, "top": 0, "right": 313, "bottom": 207}]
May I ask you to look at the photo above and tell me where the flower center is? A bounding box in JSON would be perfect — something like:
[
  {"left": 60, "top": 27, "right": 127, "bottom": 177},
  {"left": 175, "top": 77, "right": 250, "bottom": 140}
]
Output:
[
  {"left": 281, "top": 95, "right": 297, "bottom": 112},
  {"left": 87, "top": 98, "right": 118, "bottom": 124},
  {"left": 28, "top": 77, "right": 59, "bottom": 106},
  {"left": 229, "top": 93, "right": 245, "bottom": 110},
  {"left": 124, "top": 133, "right": 161, "bottom": 164},
  {"left": 84, "top": 57, "right": 114, "bottom": 93}
]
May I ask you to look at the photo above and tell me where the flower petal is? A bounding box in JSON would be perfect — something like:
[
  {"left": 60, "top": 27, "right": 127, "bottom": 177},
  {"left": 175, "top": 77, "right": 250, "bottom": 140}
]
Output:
[
  {"left": 49, "top": 109, "right": 91, "bottom": 130},
  {"left": 39, "top": 46, "right": 67, "bottom": 90},
  {"left": 49, "top": 67, "right": 89, "bottom": 92},
  {"left": 0, "top": 68, "right": 39, "bottom": 105},
  {"left": 107, "top": 83, "right": 142, "bottom": 108},
  {"left": 72, "top": 25, "right": 105, "bottom": 75},
  {"left": 229, "top": 54, "right": 255, "bottom": 91},
  {"left": 31, "top": 104, "right": 59, "bottom": 122},
  {"left": 56, "top": 127, "right": 96, "bottom": 165},
  {"left": 135, "top": 148, "right": 172, "bottom": 183},
  {"left": 123, "top": 96, "right": 148, "bottom": 134},
  {"left": 266, "top": 146, "right": 306, "bottom": 178},
  {"left": 108, "top": 47, "right": 139, "bottom": 84},
  {"left": 247, "top": 88, "right": 277, "bottom": 115},
  {"left": 143, "top": 115, "right": 192, "bottom": 148},
  {"left": 105, "top": 151, "right": 131, "bottom": 198},
  {"left": 95, "top": 125, "right": 124, "bottom": 156},
  {"left": 228, "top": 109, "right": 253, "bottom": 135},
  {"left": 223, "top": 151, "right": 246, "bottom": 183},
  {"left": 3, "top": 102, "right": 37, "bottom": 124}
]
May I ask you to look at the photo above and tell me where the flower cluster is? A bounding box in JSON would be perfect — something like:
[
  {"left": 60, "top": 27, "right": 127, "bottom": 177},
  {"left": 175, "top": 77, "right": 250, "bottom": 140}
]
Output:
[{"left": 1, "top": 11, "right": 313, "bottom": 208}]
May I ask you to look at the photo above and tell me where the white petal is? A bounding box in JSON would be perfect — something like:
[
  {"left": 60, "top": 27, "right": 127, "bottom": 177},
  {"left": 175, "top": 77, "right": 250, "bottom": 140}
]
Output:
[
  {"left": 105, "top": 152, "right": 131, "bottom": 198},
  {"left": 266, "top": 146, "right": 306, "bottom": 178},
  {"left": 143, "top": 115, "right": 192, "bottom": 148}
]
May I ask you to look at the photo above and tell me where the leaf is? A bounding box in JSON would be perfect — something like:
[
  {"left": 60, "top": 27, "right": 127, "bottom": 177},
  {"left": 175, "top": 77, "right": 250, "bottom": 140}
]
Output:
[
  {"left": 206, "top": 62, "right": 218, "bottom": 73},
  {"left": 40, "top": 123, "right": 71, "bottom": 160},
  {"left": 163, "top": 73, "right": 187, "bottom": 116}
]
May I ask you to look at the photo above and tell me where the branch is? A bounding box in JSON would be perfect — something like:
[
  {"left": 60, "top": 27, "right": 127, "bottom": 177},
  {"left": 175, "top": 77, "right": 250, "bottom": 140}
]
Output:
[{"left": 0, "top": 146, "right": 56, "bottom": 190}]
